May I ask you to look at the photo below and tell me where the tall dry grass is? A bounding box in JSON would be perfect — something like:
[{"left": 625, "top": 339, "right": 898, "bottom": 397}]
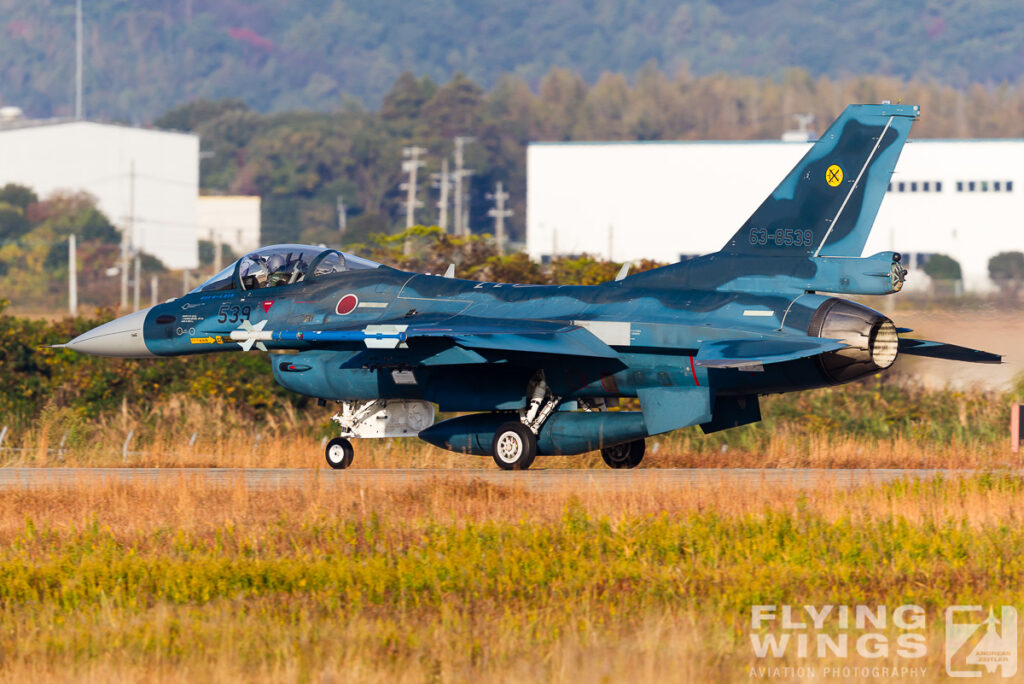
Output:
[
  {"left": 4, "top": 392, "right": 1021, "bottom": 470},
  {"left": 0, "top": 474, "right": 1021, "bottom": 681}
]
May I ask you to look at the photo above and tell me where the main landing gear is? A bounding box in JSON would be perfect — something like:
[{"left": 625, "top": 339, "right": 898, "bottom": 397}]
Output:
[
  {"left": 599, "top": 439, "right": 645, "bottom": 469},
  {"left": 487, "top": 371, "right": 558, "bottom": 470},
  {"left": 486, "top": 372, "right": 648, "bottom": 470},
  {"left": 491, "top": 422, "right": 537, "bottom": 471}
]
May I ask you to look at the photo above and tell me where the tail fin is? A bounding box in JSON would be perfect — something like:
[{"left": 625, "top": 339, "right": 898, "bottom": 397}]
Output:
[{"left": 721, "top": 103, "right": 918, "bottom": 257}]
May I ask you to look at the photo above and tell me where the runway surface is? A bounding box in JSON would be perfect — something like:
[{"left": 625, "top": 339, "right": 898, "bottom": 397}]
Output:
[{"left": 0, "top": 467, "right": 996, "bottom": 492}]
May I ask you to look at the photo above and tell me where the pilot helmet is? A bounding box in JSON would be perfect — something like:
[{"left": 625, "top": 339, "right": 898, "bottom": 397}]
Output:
[{"left": 266, "top": 253, "right": 289, "bottom": 274}]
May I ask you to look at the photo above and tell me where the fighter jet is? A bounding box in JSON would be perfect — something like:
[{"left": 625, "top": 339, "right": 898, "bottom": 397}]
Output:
[{"left": 62, "top": 103, "right": 999, "bottom": 470}]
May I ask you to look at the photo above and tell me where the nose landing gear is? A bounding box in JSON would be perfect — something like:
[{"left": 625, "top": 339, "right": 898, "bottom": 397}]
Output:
[{"left": 325, "top": 437, "right": 354, "bottom": 469}]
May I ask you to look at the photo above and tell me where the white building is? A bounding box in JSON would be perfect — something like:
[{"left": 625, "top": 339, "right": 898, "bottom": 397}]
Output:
[
  {"left": 197, "top": 195, "right": 262, "bottom": 254},
  {"left": 0, "top": 119, "right": 199, "bottom": 269},
  {"left": 527, "top": 139, "right": 1024, "bottom": 292}
]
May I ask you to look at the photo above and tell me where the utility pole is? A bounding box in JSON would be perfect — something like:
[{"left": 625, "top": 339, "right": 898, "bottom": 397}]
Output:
[
  {"left": 400, "top": 146, "right": 426, "bottom": 229},
  {"left": 121, "top": 160, "right": 135, "bottom": 310},
  {"left": 133, "top": 253, "right": 141, "bottom": 312},
  {"left": 400, "top": 146, "right": 426, "bottom": 257},
  {"left": 150, "top": 274, "right": 158, "bottom": 306},
  {"left": 212, "top": 238, "right": 222, "bottom": 274},
  {"left": 68, "top": 234, "right": 78, "bottom": 316},
  {"left": 486, "top": 182, "right": 513, "bottom": 256},
  {"left": 453, "top": 136, "right": 475, "bottom": 237},
  {"left": 431, "top": 158, "right": 451, "bottom": 232},
  {"left": 336, "top": 195, "right": 347, "bottom": 237},
  {"left": 75, "top": 0, "right": 83, "bottom": 119}
]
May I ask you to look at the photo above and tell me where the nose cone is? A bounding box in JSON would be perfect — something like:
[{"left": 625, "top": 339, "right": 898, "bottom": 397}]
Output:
[{"left": 66, "top": 307, "right": 154, "bottom": 357}]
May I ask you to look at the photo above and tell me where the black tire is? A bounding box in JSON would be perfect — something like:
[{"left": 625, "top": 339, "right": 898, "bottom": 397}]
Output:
[
  {"left": 325, "top": 437, "right": 354, "bottom": 470},
  {"left": 600, "top": 439, "right": 645, "bottom": 469},
  {"left": 491, "top": 422, "right": 538, "bottom": 470}
]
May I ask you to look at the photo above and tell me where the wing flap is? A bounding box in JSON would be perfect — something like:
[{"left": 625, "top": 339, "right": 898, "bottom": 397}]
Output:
[{"left": 897, "top": 338, "right": 1001, "bottom": 364}]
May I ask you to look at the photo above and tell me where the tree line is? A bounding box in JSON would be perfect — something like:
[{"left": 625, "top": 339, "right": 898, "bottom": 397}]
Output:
[
  {"left": 157, "top": 67, "right": 1024, "bottom": 249},
  {"left": 2, "top": 2, "right": 1021, "bottom": 121}
]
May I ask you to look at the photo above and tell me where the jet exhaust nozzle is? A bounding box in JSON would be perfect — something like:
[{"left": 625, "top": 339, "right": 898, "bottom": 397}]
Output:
[{"left": 808, "top": 298, "right": 897, "bottom": 384}]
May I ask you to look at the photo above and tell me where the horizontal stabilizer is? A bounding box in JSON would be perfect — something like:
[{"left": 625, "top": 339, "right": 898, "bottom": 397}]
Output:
[
  {"left": 897, "top": 338, "right": 1001, "bottom": 364},
  {"left": 695, "top": 337, "right": 846, "bottom": 370}
]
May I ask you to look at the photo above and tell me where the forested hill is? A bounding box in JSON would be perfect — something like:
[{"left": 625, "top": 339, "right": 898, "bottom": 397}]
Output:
[{"left": 1, "top": 0, "right": 1021, "bottom": 122}]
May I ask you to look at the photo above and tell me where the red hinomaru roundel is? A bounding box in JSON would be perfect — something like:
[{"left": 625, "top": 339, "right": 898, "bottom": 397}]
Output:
[{"left": 335, "top": 294, "right": 359, "bottom": 315}]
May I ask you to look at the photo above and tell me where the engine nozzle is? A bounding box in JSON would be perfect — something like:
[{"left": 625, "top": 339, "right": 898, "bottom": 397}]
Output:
[{"left": 808, "top": 298, "right": 898, "bottom": 384}]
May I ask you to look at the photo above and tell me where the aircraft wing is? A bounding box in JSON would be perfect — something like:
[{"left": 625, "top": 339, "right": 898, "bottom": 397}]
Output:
[
  {"left": 694, "top": 337, "right": 848, "bottom": 370},
  {"left": 233, "top": 317, "right": 622, "bottom": 360},
  {"left": 897, "top": 338, "right": 1001, "bottom": 364}
]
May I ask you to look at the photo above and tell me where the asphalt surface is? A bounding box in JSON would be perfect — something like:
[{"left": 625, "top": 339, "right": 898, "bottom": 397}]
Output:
[{"left": 0, "top": 467, "right": 988, "bottom": 492}]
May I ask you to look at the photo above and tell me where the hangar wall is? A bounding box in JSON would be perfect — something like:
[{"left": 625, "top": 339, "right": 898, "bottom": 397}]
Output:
[
  {"left": 0, "top": 120, "right": 200, "bottom": 270},
  {"left": 526, "top": 139, "right": 1024, "bottom": 292}
]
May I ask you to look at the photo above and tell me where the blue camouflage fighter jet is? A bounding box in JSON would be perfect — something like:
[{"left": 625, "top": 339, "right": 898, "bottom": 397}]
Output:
[{"left": 63, "top": 104, "right": 1000, "bottom": 470}]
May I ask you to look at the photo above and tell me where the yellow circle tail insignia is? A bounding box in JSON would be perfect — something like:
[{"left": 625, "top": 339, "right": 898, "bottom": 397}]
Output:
[{"left": 826, "top": 164, "right": 844, "bottom": 187}]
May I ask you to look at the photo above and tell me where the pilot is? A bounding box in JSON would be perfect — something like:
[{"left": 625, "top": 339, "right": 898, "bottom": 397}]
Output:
[{"left": 265, "top": 253, "right": 294, "bottom": 288}]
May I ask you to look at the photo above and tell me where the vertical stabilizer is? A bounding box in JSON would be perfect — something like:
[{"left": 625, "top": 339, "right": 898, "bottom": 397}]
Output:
[{"left": 721, "top": 104, "right": 918, "bottom": 257}]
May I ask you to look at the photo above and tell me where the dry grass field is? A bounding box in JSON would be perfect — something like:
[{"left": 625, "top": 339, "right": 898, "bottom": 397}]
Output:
[
  {"left": 5, "top": 374, "right": 1022, "bottom": 470},
  {"left": 0, "top": 472, "right": 1022, "bottom": 682},
  {"left": 1, "top": 307, "right": 1021, "bottom": 680}
]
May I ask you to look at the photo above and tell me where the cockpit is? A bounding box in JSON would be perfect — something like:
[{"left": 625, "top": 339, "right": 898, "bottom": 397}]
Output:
[{"left": 190, "top": 244, "right": 380, "bottom": 293}]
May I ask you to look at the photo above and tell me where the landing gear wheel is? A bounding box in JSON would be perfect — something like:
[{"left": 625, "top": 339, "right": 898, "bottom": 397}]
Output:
[
  {"left": 600, "top": 439, "right": 645, "bottom": 469},
  {"left": 325, "top": 437, "right": 354, "bottom": 470},
  {"left": 491, "top": 422, "right": 537, "bottom": 471}
]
